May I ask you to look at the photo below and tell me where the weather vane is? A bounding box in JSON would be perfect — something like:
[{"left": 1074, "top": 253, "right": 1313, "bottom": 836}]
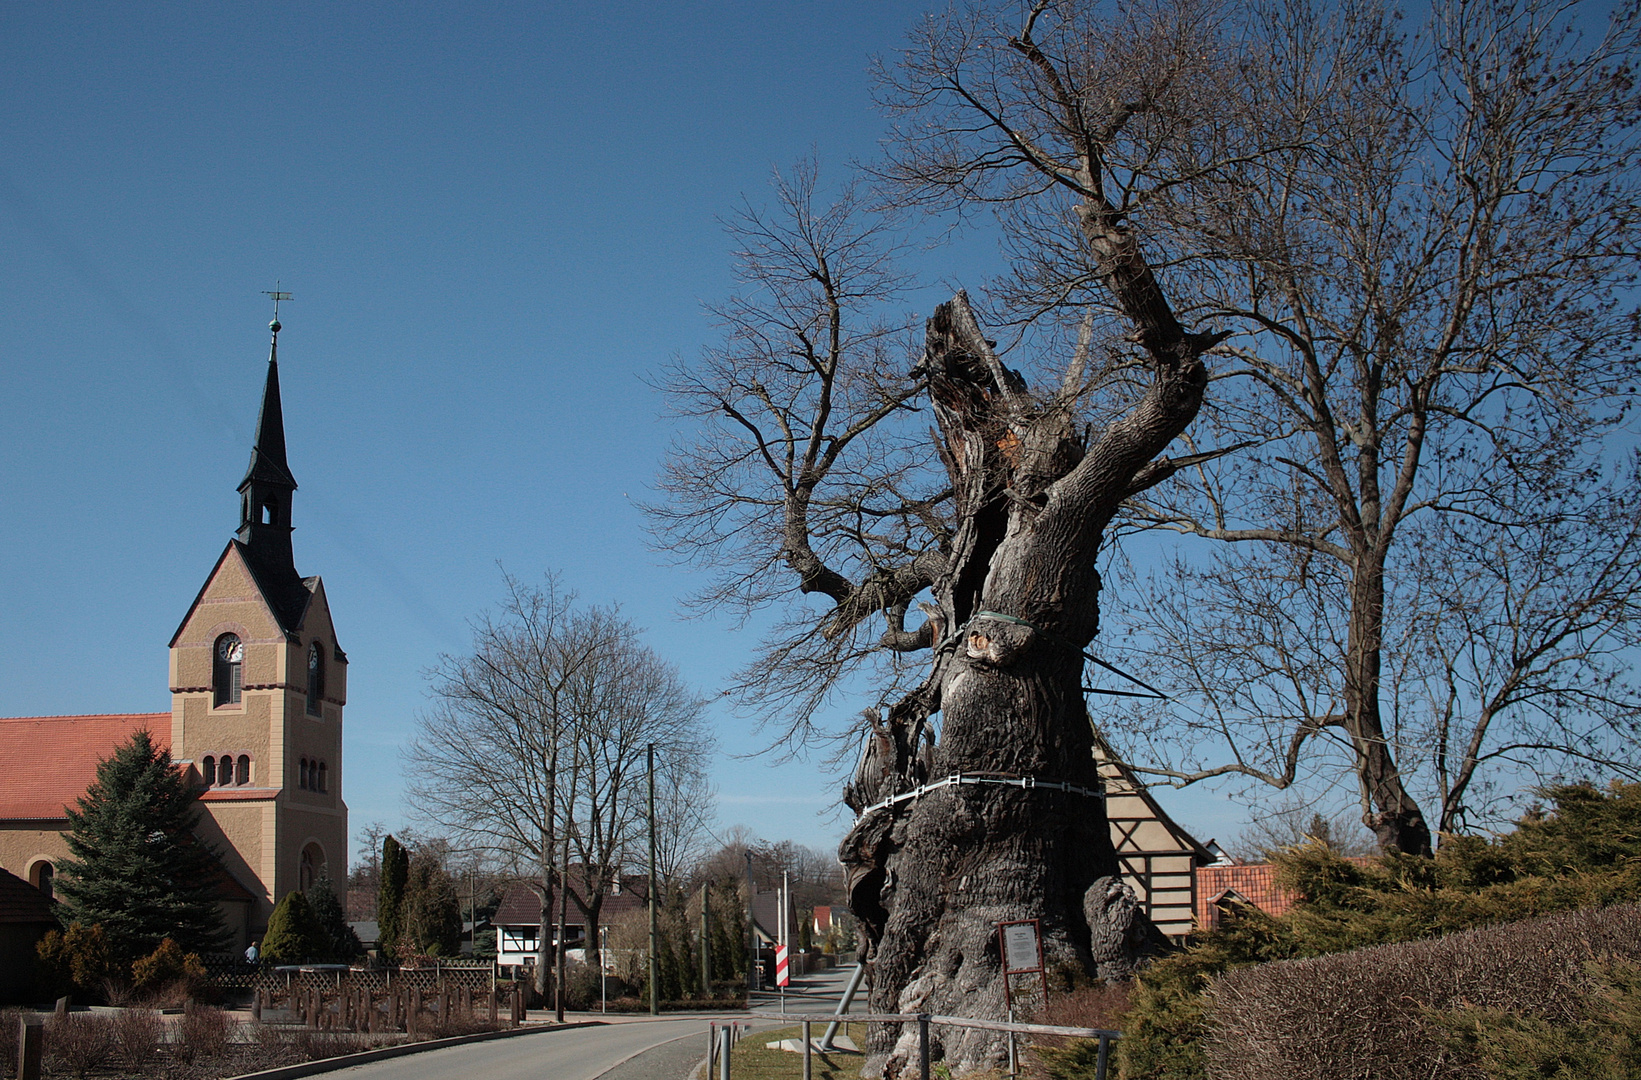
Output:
[{"left": 262, "top": 283, "right": 294, "bottom": 322}]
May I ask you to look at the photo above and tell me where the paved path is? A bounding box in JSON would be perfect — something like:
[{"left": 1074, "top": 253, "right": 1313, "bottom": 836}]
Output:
[
  {"left": 325, "top": 1018, "right": 720, "bottom": 1080},
  {"left": 322, "top": 963, "right": 863, "bottom": 1080}
]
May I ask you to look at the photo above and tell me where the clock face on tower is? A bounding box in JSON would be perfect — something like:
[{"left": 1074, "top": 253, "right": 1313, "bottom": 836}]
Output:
[
  {"left": 309, "top": 643, "right": 319, "bottom": 674},
  {"left": 218, "top": 636, "right": 243, "bottom": 663}
]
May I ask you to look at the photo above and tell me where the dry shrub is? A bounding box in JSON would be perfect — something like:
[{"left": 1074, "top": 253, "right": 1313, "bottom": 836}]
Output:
[
  {"left": 0, "top": 1018, "right": 28, "bottom": 1080},
  {"left": 1027, "top": 982, "right": 1132, "bottom": 1080},
  {"left": 177, "top": 1002, "right": 234, "bottom": 1061},
  {"left": 131, "top": 938, "right": 208, "bottom": 1003},
  {"left": 112, "top": 1007, "right": 163, "bottom": 1072},
  {"left": 0, "top": 1008, "right": 20, "bottom": 1078},
  {"left": 423, "top": 1009, "right": 501, "bottom": 1040},
  {"left": 253, "top": 1023, "right": 374, "bottom": 1064},
  {"left": 1033, "top": 981, "right": 1132, "bottom": 1031},
  {"left": 1205, "top": 902, "right": 1641, "bottom": 1080},
  {"left": 44, "top": 1013, "right": 117, "bottom": 1079}
]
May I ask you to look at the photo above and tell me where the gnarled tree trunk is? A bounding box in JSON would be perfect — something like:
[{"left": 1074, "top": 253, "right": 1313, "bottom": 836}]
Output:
[{"left": 841, "top": 293, "right": 1216, "bottom": 1077}]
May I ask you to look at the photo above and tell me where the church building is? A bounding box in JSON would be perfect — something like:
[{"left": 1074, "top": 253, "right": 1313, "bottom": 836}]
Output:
[{"left": 0, "top": 315, "right": 348, "bottom": 950}]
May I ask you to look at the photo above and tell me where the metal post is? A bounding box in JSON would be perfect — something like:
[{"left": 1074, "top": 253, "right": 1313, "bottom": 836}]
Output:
[
  {"left": 802, "top": 1020, "right": 812, "bottom": 1080},
  {"left": 1008, "top": 1005, "right": 1017, "bottom": 1079},
  {"left": 820, "top": 961, "right": 866, "bottom": 1050},
  {"left": 708, "top": 1021, "right": 717, "bottom": 1074},
  {"left": 600, "top": 924, "right": 608, "bottom": 1014},
  {"left": 1095, "top": 1035, "right": 1110, "bottom": 1080},
  {"left": 918, "top": 1014, "right": 930, "bottom": 1080},
  {"left": 719, "top": 1023, "right": 732, "bottom": 1080},
  {"left": 647, "top": 742, "right": 659, "bottom": 1016}
]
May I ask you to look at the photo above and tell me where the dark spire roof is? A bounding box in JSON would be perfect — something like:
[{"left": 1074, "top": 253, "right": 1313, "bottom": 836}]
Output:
[
  {"left": 235, "top": 316, "right": 303, "bottom": 598},
  {"left": 240, "top": 319, "right": 298, "bottom": 492}
]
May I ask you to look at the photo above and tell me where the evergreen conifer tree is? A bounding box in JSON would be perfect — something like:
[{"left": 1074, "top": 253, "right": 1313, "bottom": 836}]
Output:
[
  {"left": 377, "top": 834, "right": 409, "bottom": 959},
  {"left": 55, "top": 730, "right": 228, "bottom": 960},
  {"left": 709, "top": 881, "right": 745, "bottom": 983},
  {"left": 307, "top": 872, "right": 362, "bottom": 961},
  {"left": 261, "top": 890, "right": 326, "bottom": 964},
  {"left": 402, "top": 851, "right": 462, "bottom": 956}
]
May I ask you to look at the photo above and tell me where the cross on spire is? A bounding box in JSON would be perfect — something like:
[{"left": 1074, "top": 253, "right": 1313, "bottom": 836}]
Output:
[{"left": 262, "top": 284, "right": 293, "bottom": 332}]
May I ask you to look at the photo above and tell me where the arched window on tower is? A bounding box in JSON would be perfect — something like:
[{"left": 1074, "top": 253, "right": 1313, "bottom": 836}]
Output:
[
  {"left": 213, "top": 634, "right": 243, "bottom": 707},
  {"left": 298, "top": 757, "right": 309, "bottom": 790},
  {"left": 317, "top": 760, "right": 328, "bottom": 792},
  {"left": 306, "top": 642, "right": 324, "bottom": 717},
  {"left": 202, "top": 756, "right": 216, "bottom": 786},
  {"left": 236, "top": 755, "right": 251, "bottom": 785},
  {"left": 299, "top": 843, "right": 323, "bottom": 892}
]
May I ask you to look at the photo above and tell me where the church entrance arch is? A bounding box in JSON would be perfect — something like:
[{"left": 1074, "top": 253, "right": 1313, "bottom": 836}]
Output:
[{"left": 299, "top": 842, "right": 325, "bottom": 892}]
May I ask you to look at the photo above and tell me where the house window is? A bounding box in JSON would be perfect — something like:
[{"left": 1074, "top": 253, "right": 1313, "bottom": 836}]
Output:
[
  {"left": 202, "top": 756, "right": 216, "bottom": 785},
  {"left": 217, "top": 756, "right": 233, "bottom": 786},
  {"left": 236, "top": 754, "right": 251, "bottom": 785},
  {"left": 213, "top": 634, "right": 243, "bottom": 707},
  {"left": 306, "top": 642, "right": 324, "bottom": 717}
]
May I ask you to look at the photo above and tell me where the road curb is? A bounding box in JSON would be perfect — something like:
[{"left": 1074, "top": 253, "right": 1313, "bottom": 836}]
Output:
[{"left": 223, "top": 1021, "right": 606, "bottom": 1080}]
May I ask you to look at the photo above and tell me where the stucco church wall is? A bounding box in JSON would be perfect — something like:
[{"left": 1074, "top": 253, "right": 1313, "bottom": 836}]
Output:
[{"left": 0, "top": 825, "right": 70, "bottom": 886}]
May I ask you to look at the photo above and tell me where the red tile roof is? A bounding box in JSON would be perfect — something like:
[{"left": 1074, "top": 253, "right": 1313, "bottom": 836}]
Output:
[
  {"left": 0, "top": 866, "right": 55, "bottom": 925},
  {"left": 1195, "top": 856, "right": 1378, "bottom": 929},
  {"left": 1196, "top": 863, "right": 1290, "bottom": 927},
  {"left": 0, "top": 714, "right": 170, "bottom": 820}
]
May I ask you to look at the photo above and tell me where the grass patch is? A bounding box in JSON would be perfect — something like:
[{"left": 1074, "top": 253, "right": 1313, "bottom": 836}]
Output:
[{"left": 727, "top": 1022, "right": 871, "bottom": 1080}]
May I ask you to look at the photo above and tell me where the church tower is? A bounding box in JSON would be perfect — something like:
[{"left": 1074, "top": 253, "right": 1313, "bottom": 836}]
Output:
[{"left": 166, "top": 314, "right": 348, "bottom": 943}]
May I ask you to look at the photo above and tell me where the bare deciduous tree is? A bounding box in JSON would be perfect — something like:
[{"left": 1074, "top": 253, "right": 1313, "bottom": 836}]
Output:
[
  {"left": 1091, "top": 0, "right": 1641, "bottom": 853},
  {"left": 405, "top": 574, "right": 711, "bottom": 996}
]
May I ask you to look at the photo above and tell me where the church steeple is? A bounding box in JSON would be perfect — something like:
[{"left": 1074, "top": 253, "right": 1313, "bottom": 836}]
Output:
[{"left": 237, "top": 316, "right": 299, "bottom": 579}]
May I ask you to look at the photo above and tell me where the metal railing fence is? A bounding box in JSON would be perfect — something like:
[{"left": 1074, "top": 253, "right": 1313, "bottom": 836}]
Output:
[{"left": 736, "top": 1010, "right": 1120, "bottom": 1080}]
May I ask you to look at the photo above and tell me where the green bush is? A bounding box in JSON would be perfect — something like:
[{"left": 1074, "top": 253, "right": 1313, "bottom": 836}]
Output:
[
  {"left": 1115, "top": 781, "right": 1641, "bottom": 1079},
  {"left": 261, "top": 891, "right": 327, "bottom": 964}
]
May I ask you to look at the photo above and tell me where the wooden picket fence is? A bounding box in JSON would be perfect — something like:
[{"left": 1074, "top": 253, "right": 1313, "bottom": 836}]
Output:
[{"left": 253, "top": 976, "right": 525, "bottom": 1034}]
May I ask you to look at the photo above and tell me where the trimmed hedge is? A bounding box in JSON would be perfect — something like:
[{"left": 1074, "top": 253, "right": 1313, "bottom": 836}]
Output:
[{"left": 1205, "top": 903, "right": 1641, "bottom": 1079}]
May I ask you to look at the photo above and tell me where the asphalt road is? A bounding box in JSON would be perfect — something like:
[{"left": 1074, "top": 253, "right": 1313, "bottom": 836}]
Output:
[
  {"left": 323, "top": 964, "right": 861, "bottom": 1080},
  {"left": 326, "top": 1018, "right": 721, "bottom": 1080}
]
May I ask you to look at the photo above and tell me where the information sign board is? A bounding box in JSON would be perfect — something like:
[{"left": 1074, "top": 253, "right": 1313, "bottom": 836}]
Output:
[{"left": 1000, "top": 921, "right": 1043, "bottom": 975}]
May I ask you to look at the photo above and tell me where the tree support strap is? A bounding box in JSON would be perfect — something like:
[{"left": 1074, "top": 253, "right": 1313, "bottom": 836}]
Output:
[
  {"left": 970, "top": 610, "right": 1170, "bottom": 700},
  {"left": 856, "top": 771, "right": 1105, "bottom": 820}
]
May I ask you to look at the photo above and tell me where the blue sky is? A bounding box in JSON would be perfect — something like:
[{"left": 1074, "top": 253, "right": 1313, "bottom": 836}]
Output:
[{"left": 0, "top": 1, "right": 1244, "bottom": 865}]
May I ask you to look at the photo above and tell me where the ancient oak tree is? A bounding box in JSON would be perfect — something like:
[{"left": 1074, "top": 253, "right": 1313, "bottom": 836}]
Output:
[{"left": 653, "top": 3, "right": 1254, "bottom": 1068}]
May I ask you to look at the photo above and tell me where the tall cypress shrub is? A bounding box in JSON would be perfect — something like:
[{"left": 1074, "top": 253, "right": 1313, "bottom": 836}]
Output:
[
  {"left": 377, "top": 835, "right": 409, "bottom": 959},
  {"left": 55, "top": 730, "right": 227, "bottom": 961}
]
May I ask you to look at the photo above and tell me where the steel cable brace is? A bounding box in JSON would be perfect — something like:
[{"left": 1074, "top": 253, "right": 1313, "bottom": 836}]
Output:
[{"left": 856, "top": 772, "right": 1104, "bottom": 820}]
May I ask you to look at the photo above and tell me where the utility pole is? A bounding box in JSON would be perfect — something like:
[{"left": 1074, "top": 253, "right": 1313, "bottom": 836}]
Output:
[
  {"left": 647, "top": 742, "right": 659, "bottom": 1016},
  {"left": 745, "top": 849, "right": 756, "bottom": 994},
  {"left": 700, "top": 881, "right": 711, "bottom": 997}
]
